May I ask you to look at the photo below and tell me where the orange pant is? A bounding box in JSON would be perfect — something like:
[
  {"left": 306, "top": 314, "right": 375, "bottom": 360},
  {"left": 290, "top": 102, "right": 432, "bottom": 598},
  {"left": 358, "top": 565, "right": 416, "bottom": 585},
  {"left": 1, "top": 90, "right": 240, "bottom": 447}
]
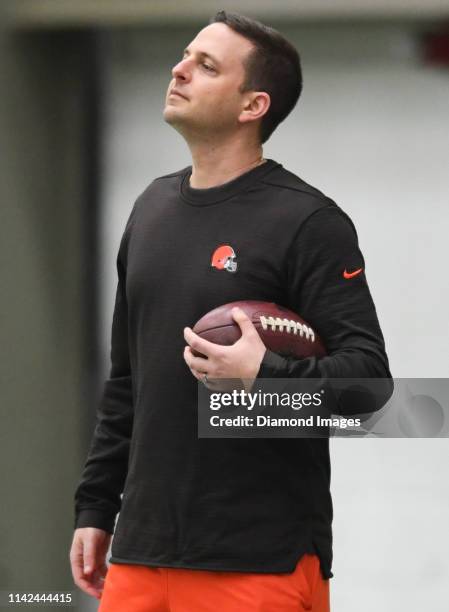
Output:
[{"left": 98, "top": 553, "right": 330, "bottom": 612}]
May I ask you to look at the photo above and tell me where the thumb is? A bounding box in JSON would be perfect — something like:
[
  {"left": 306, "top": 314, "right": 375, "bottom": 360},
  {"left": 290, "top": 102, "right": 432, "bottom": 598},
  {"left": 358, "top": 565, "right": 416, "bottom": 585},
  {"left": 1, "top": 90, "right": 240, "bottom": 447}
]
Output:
[
  {"left": 83, "top": 538, "right": 97, "bottom": 575},
  {"left": 232, "top": 307, "right": 255, "bottom": 335}
]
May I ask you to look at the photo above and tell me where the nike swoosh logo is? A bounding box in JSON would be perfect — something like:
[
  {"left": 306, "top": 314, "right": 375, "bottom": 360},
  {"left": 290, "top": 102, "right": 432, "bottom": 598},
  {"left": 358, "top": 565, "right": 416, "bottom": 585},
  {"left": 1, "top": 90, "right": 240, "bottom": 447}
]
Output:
[{"left": 343, "top": 267, "right": 363, "bottom": 279}]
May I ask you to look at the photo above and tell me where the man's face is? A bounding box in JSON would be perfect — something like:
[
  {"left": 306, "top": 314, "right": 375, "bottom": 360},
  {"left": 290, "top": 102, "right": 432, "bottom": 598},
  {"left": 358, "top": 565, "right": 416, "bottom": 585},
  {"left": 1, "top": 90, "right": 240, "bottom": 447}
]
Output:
[{"left": 163, "top": 23, "right": 256, "bottom": 138}]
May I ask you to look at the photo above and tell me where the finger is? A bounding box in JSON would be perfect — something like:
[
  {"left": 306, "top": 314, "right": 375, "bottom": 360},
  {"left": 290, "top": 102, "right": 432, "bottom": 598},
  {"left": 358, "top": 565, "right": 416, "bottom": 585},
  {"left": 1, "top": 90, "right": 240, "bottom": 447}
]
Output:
[
  {"left": 70, "top": 541, "right": 90, "bottom": 584},
  {"left": 72, "top": 562, "right": 102, "bottom": 599},
  {"left": 191, "top": 368, "right": 206, "bottom": 381},
  {"left": 184, "top": 346, "right": 210, "bottom": 372},
  {"left": 184, "top": 327, "right": 221, "bottom": 358},
  {"left": 70, "top": 538, "right": 103, "bottom": 600},
  {"left": 231, "top": 307, "right": 256, "bottom": 335},
  {"left": 90, "top": 566, "right": 108, "bottom": 590},
  {"left": 82, "top": 538, "right": 97, "bottom": 575},
  {"left": 79, "top": 577, "right": 103, "bottom": 600},
  {"left": 98, "top": 562, "right": 109, "bottom": 579},
  {"left": 191, "top": 368, "right": 219, "bottom": 388}
]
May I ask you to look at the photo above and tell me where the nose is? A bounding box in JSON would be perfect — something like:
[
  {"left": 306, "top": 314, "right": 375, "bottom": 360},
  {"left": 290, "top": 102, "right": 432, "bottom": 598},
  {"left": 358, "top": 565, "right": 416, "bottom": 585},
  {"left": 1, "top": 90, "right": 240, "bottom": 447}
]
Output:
[{"left": 171, "top": 57, "right": 191, "bottom": 82}]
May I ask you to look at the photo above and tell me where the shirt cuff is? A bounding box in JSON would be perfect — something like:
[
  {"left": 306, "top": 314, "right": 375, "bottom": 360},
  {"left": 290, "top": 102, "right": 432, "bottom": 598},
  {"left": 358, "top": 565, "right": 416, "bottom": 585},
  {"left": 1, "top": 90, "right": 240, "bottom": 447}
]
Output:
[
  {"left": 74, "top": 509, "right": 116, "bottom": 534},
  {"left": 256, "top": 349, "right": 289, "bottom": 378}
]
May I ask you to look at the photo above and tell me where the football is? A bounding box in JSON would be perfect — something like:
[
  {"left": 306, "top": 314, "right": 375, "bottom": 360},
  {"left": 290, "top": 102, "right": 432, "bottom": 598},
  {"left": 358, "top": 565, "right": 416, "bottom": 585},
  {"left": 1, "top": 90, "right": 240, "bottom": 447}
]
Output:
[{"left": 192, "top": 300, "right": 326, "bottom": 359}]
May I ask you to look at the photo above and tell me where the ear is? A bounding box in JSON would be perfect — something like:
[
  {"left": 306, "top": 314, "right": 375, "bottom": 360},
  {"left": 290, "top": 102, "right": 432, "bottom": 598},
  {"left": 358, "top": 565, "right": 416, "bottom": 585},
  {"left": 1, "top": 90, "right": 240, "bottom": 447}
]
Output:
[{"left": 238, "top": 92, "right": 271, "bottom": 126}]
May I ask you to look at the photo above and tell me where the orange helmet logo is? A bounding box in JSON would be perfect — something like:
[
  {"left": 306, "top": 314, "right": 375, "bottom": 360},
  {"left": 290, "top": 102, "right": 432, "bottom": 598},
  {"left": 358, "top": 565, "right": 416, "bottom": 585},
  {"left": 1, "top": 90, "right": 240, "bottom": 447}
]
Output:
[{"left": 211, "top": 244, "right": 237, "bottom": 273}]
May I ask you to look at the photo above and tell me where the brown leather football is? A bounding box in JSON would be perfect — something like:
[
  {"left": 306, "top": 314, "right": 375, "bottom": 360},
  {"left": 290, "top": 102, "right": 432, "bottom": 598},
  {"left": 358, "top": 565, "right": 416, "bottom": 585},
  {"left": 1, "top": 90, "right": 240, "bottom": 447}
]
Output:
[{"left": 192, "top": 300, "right": 326, "bottom": 359}]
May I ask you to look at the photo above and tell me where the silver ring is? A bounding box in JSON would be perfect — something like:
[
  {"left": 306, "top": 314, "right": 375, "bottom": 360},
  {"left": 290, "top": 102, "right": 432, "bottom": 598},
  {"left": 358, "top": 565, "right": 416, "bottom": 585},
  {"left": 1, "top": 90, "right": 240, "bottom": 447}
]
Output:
[{"left": 203, "top": 374, "right": 209, "bottom": 386}]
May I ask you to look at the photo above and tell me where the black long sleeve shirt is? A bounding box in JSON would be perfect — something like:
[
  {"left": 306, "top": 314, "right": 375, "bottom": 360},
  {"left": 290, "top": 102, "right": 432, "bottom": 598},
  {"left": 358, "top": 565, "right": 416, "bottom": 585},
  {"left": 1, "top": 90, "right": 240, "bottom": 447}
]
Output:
[{"left": 74, "top": 159, "right": 393, "bottom": 580}]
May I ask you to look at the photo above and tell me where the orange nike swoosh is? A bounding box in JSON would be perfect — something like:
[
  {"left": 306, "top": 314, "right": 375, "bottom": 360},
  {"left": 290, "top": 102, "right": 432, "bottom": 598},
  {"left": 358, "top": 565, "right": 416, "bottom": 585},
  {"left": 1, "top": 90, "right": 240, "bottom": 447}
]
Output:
[{"left": 343, "top": 267, "right": 363, "bottom": 279}]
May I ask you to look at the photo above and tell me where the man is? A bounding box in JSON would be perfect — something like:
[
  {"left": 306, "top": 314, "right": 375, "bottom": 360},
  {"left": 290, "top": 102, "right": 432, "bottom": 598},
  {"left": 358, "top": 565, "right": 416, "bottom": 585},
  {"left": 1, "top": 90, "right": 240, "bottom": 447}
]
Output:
[{"left": 70, "top": 11, "right": 393, "bottom": 611}]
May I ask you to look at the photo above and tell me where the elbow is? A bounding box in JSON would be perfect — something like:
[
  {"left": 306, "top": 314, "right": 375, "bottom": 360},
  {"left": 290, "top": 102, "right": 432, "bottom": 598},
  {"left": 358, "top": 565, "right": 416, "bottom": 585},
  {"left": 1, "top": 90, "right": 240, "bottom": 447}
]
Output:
[
  {"left": 370, "top": 353, "right": 394, "bottom": 411},
  {"left": 333, "top": 349, "right": 394, "bottom": 416},
  {"left": 381, "top": 374, "right": 394, "bottom": 408}
]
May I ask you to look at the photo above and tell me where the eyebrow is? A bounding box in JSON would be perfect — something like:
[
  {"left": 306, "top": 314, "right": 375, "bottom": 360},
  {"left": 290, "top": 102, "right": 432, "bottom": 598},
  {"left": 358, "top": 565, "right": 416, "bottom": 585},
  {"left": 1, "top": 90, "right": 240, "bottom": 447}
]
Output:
[{"left": 182, "top": 47, "right": 221, "bottom": 67}]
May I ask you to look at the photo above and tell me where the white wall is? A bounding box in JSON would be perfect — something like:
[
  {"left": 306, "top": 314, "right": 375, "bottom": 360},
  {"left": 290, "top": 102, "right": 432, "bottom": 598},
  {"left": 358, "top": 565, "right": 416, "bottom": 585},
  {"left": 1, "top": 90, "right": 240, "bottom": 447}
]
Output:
[{"left": 99, "top": 22, "right": 449, "bottom": 612}]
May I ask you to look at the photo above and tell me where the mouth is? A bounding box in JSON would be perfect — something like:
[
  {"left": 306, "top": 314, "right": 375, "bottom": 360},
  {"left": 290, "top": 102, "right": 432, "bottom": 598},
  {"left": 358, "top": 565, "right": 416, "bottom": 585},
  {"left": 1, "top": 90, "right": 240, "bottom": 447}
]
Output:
[{"left": 169, "top": 90, "right": 188, "bottom": 100}]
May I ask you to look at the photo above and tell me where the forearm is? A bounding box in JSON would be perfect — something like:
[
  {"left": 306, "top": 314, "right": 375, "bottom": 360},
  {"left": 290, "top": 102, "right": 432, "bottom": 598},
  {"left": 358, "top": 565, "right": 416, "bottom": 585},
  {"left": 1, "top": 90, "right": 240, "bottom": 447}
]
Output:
[
  {"left": 257, "top": 347, "right": 393, "bottom": 416},
  {"left": 74, "top": 200, "right": 138, "bottom": 533},
  {"left": 74, "top": 375, "right": 133, "bottom": 533},
  {"left": 255, "top": 203, "right": 393, "bottom": 416}
]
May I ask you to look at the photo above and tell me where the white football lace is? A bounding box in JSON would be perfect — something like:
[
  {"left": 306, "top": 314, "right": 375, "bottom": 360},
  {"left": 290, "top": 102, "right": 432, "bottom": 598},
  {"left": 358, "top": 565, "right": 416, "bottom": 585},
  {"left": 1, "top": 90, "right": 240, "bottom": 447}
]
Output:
[{"left": 259, "top": 315, "right": 315, "bottom": 342}]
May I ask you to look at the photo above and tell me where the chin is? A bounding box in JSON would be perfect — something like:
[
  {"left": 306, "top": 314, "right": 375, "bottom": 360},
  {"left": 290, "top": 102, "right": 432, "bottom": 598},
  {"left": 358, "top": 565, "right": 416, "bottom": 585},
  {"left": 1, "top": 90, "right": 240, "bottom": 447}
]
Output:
[
  {"left": 163, "top": 107, "right": 178, "bottom": 122},
  {"left": 162, "top": 105, "right": 185, "bottom": 125}
]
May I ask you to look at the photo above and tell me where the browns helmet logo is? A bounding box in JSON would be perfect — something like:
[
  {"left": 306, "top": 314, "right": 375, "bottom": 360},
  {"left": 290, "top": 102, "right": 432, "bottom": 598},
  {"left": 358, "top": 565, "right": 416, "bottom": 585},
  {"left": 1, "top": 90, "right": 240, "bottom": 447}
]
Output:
[{"left": 211, "top": 244, "right": 237, "bottom": 273}]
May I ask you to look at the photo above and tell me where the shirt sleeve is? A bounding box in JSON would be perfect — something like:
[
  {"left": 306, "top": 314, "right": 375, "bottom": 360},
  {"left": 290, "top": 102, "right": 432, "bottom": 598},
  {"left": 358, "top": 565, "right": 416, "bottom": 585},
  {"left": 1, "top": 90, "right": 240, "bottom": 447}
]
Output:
[
  {"left": 256, "top": 203, "right": 394, "bottom": 416},
  {"left": 74, "top": 203, "right": 138, "bottom": 533}
]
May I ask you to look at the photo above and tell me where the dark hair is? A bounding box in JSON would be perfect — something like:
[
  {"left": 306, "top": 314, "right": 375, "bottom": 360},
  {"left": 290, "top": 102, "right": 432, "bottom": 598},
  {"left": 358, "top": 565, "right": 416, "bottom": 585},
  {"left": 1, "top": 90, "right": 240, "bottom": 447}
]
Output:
[{"left": 209, "top": 10, "right": 302, "bottom": 144}]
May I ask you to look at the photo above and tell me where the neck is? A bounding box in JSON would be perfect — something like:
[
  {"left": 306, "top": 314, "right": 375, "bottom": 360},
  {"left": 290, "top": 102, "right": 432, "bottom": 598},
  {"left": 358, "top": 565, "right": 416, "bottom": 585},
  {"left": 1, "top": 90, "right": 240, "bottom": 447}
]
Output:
[{"left": 187, "top": 136, "right": 265, "bottom": 189}]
